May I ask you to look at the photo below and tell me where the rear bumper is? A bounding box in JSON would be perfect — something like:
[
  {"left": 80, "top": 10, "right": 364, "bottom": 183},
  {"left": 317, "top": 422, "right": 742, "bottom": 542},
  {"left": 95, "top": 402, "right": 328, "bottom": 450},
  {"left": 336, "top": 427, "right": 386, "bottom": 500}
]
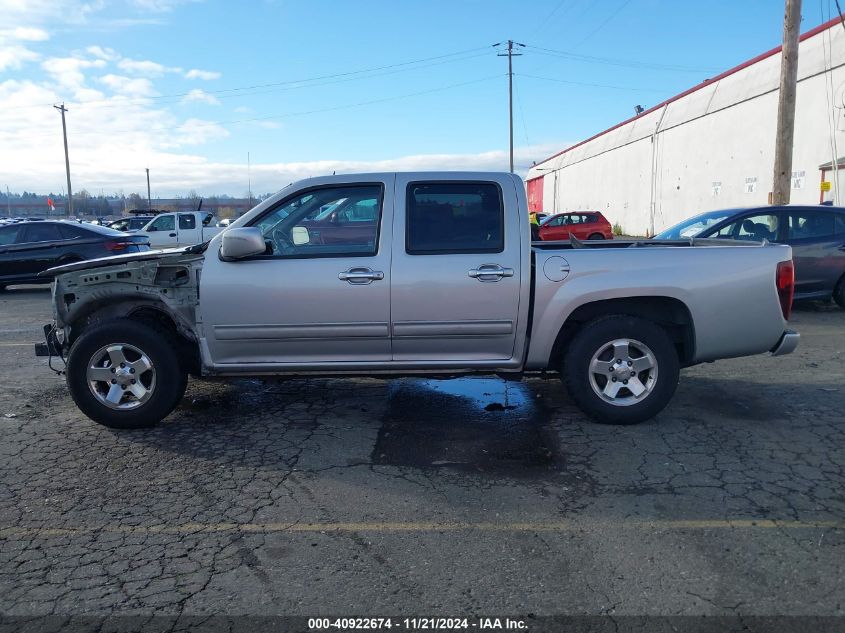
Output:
[{"left": 770, "top": 330, "right": 800, "bottom": 356}]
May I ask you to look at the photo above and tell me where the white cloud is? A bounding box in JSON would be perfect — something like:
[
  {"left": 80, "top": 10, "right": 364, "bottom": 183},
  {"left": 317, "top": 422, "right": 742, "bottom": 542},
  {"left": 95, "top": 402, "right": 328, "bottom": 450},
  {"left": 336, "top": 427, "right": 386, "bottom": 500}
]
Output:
[
  {"left": 0, "top": 0, "right": 102, "bottom": 28},
  {"left": 167, "top": 118, "right": 229, "bottom": 146},
  {"left": 181, "top": 88, "right": 220, "bottom": 105},
  {"left": 98, "top": 74, "right": 157, "bottom": 97},
  {"left": 117, "top": 57, "right": 182, "bottom": 77},
  {"left": 86, "top": 45, "right": 118, "bottom": 60},
  {"left": 3, "top": 26, "right": 50, "bottom": 41},
  {"left": 0, "top": 44, "right": 39, "bottom": 71},
  {"left": 130, "top": 0, "right": 197, "bottom": 12},
  {"left": 41, "top": 56, "right": 106, "bottom": 93},
  {"left": 185, "top": 68, "right": 220, "bottom": 81}
]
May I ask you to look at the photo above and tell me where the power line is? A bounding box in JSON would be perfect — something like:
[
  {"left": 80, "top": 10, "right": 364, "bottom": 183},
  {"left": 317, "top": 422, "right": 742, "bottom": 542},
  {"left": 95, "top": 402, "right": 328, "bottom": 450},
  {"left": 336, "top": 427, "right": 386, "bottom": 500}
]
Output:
[
  {"left": 569, "top": 0, "right": 633, "bottom": 50},
  {"left": 526, "top": 0, "right": 571, "bottom": 40},
  {"left": 522, "top": 44, "right": 720, "bottom": 73},
  {"left": 8, "top": 45, "right": 496, "bottom": 111},
  {"left": 518, "top": 72, "right": 673, "bottom": 93},
  {"left": 835, "top": 0, "right": 845, "bottom": 31},
  {"left": 6, "top": 74, "right": 507, "bottom": 141}
]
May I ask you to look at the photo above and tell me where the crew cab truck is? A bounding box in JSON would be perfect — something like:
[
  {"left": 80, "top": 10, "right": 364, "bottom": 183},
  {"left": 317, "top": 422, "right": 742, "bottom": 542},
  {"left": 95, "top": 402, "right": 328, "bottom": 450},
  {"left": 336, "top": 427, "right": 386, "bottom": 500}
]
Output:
[
  {"left": 137, "top": 211, "right": 223, "bottom": 248},
  {"left": 40, "top": 172, "right": 799, "bottom": 429}
]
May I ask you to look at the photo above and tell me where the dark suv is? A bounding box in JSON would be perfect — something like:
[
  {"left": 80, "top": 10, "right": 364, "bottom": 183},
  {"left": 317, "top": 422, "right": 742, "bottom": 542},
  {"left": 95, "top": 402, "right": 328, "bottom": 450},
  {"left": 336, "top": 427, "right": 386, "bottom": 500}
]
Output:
[{"left": 655, "top": 205, "right": 845, "bottom": 307}]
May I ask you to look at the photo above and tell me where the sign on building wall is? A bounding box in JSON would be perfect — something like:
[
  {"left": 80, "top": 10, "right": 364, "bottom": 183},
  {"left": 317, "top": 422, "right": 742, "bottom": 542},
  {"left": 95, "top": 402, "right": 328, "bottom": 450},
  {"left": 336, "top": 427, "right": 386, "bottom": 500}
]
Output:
[
  {"left": 821, "top": 180, "right": 832, "bottom": 192},
  {"left": 791, "top": 170, "right": 805, "bottom": 189},
  {"left": 711, "top": 181, "right": 722, "bottom": 196},
  {"left": 745, "top": 177, "right": 758, "bottom": 194}
]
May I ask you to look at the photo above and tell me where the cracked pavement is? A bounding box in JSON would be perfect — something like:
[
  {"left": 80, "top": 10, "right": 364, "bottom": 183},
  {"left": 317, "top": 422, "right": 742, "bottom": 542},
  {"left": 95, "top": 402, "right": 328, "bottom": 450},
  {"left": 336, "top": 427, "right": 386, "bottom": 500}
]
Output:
[{"left": 0, "top": 286, "right": 843, "bottom": 620}]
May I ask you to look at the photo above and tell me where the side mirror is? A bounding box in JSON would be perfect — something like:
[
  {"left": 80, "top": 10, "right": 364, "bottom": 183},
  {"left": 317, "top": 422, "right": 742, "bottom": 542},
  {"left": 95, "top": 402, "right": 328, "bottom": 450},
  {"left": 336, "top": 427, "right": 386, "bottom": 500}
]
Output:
[
  {"left": 147, "top": 226, "right": 157, "bottom": 231},
  {"left": 291, "top": 225, "right": 310, "bottom": 246},
  {"left": 220, "top": 227, "right": 267, "bottom": 260}
]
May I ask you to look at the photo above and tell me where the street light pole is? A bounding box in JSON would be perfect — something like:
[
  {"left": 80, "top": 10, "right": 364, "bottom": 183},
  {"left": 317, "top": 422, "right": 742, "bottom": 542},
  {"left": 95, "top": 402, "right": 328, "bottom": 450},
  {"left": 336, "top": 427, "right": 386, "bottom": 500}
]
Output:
[
  {"left": 54, "top": 103, "right": 73, "bottom": 217},
  {"left": 146, "top": 168, "right": 152, "bottom": 212}
]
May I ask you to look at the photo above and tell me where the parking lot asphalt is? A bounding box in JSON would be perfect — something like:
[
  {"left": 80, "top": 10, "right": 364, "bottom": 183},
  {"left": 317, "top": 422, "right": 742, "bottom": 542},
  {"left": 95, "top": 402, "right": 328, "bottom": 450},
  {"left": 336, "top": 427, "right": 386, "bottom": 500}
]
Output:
[{"left": 0, "top": 285, "right": 843, "bottom": 621}]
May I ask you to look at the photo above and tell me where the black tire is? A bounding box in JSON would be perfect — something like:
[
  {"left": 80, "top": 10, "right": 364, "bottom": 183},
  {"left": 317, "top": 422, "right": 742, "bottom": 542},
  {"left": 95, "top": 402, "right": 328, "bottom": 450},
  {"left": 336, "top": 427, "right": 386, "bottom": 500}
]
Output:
[
  {"left": 834, "top": 274, "right": 845, "bottom": 309},
  {"left": 66, "top": 319, "right": 188, "bottom": 429},
  {"left": 587, "top": 233, "right": 605, "bottom": 240},
  {"left": 562, "top": 315, "right": 679, "bottom": 425}
]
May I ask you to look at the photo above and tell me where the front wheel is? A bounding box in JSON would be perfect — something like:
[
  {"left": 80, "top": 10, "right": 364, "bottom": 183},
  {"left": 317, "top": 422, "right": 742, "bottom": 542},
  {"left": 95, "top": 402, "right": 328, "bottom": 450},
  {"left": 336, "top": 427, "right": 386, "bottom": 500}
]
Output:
[
  {"left": 562, "top": 315, "right": 679, "bottom": 425},
  {"left": 66, "top": 319, "right": 188, "bottom": 429}
]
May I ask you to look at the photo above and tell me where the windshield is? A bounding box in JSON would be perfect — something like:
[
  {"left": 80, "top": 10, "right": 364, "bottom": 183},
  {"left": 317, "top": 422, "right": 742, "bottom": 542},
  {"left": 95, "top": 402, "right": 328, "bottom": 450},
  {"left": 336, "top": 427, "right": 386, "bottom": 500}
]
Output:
[{"left": 654, "top": 209, "right": 740, "bottom": 239}]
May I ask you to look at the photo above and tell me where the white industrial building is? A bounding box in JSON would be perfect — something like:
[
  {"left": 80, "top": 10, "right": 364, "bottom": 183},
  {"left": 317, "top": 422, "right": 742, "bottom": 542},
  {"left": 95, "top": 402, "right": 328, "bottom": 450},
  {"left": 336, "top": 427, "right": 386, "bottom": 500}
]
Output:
[{"left": 526, "top": 16, "right": 845, "bottom": 236}]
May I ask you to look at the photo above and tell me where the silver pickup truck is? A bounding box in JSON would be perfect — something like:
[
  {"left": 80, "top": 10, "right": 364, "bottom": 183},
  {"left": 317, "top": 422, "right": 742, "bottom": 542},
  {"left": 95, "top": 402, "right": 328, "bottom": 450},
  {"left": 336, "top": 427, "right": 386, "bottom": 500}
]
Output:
[{"left": 39, "top": 172, "right": 799, "bottom": 429}]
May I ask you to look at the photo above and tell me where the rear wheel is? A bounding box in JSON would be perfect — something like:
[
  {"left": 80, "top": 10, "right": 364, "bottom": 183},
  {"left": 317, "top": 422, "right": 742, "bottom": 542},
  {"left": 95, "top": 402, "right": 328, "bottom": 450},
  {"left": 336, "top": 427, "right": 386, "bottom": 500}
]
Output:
[
  {"left": 66, "top": 319, "right": 188, "bottom": 429},
  {"left": 587, "top": 232, "right": 605, "bottom": 240},
  {"left": 562, "top": 315, "right": 679, "bottom": 425},
  {"left": 834, "top": 274, "right": 845, "bottom": 309}
]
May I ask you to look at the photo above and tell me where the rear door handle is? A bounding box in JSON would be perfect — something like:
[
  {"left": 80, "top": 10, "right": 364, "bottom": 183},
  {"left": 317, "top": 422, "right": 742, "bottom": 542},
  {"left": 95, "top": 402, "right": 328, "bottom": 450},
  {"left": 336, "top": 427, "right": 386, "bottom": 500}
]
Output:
[
  {"left": 338, "top": 267, "right": 384, "bottom": 284},
  {"left": 468, "top": 264, "right": 515, "bottom": 282}
]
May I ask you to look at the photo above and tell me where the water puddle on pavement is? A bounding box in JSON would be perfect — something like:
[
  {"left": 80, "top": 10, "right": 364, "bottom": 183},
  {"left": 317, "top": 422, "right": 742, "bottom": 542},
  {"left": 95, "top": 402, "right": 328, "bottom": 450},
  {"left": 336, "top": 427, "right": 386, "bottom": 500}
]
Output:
[{"left": 372, "top": 377, "right": 561, "bottom": 476}]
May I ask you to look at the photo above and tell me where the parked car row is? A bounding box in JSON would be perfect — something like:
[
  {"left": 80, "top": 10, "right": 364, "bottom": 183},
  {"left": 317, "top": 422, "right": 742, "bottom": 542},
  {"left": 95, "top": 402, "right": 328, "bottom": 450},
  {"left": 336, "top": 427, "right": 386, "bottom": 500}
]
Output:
[{"left": 528, "top": 204, "right": 845, "bottom": 308}]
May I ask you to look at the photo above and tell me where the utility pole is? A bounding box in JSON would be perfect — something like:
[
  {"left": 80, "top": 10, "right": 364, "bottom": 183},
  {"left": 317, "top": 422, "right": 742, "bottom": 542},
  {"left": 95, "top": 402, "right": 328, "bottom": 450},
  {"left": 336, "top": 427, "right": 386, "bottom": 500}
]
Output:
[
  {"left": 145, "top": 168, "right": 152, "bottom": 212},
  {"left": 497, "top": 40, "right": 524, "bottom": 173},
  {"left": 54, "top": 103, "right": 73, "bottom": 217},
  {"left": 771, "top": 0, "right": 802, "bottom": 205}
]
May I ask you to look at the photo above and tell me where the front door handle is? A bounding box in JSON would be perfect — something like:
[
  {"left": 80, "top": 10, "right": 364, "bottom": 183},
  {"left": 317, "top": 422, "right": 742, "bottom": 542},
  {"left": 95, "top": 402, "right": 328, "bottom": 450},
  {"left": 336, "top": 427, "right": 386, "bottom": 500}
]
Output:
[
  {"left": 468, "top": 264, "right": 515, "bottom": 282},
  {"left": 338, "top": 267, "right": 384, "bottom": 284},
  {"left": 169, "top": 232, "right": 177, "bottom": 237}
]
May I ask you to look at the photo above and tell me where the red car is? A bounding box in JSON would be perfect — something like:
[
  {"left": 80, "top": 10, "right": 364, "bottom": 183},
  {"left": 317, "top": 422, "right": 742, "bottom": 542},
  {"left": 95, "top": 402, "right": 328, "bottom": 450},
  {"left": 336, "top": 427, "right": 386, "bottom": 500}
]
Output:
[{"left": 538, "top": 211, "right": 614, "bottom": 241}]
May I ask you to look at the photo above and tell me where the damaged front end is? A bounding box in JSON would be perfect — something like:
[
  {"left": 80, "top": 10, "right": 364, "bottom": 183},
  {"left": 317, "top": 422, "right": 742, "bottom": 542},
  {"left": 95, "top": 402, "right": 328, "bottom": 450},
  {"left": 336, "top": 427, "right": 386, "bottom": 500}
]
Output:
[{"left": 37, "top": 250, "right": 206, "bottom": 361}]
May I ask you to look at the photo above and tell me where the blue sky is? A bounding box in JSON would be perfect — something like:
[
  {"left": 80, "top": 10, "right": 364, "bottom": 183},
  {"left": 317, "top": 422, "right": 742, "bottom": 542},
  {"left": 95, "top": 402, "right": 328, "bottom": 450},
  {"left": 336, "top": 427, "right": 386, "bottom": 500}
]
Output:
[{"left": 0, "top": 0, "right": 834, "bottom": 196}]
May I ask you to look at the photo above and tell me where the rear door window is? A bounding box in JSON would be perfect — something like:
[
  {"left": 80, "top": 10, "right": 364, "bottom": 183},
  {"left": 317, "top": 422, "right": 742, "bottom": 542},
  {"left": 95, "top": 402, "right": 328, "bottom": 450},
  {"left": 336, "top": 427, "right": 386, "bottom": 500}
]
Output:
[
  {"left": 787, "top": 211, "right": 837, "bottom": 240},
  {"left": 58, "top": 224, "right": 91, "bottom": 240},
  {"left": 21, "top": 224, "right": 63, "bottom": 243},
  {"left": 406, "top": 182, "right": 503, "bottom": 254},
  {"left": 0, "top": 225, "right": 23, "bottom": 246},
  {"left": 179, "top": 214, "right": 197, "bottom": 230}
]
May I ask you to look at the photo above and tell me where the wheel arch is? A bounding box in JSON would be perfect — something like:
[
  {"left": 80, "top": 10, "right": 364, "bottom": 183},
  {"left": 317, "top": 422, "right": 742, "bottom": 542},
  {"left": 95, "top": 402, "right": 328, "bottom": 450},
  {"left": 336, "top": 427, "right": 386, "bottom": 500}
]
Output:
[
  {"left": 546, "top": 296, "right": 696, "bottom": 370},
  {"left": 67, "top": 299, "right": 201, "bottom": 375}
]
